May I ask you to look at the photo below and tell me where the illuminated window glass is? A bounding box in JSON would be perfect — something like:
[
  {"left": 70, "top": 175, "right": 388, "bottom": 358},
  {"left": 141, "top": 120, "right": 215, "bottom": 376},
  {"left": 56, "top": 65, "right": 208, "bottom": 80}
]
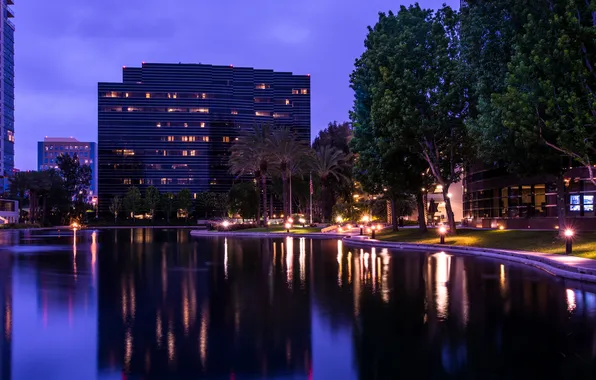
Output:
[
  {"left": 123, "top": 179, "right": 132, "bottom": 185},
  {"left": 161, "top": 178, "right": 167, "bottom": 185},
  {"left": 273, "top": 113, "right": 290, "bottom": 119},
  {"left": 223, "top": 136, "right": 230, "bottom": 143},
  {"left": 231, "top": 110, "right": 238, "bottom": 115},
  {"left": 200, "top": 122, "right": 205, "bottom": 128},
  {"left": 190, "top": 108, "right": 209, "bottom": 113},
  {"left": 202, "top": 136, "right": 209, "bottom": 142},
  {"left": 145, "top": 93, "right": 151, "bottom": 99},
  {"left": 190, "top": 150, "right": 197, "bottom": 156},
  {"left": 255, "top": 111, "right": 270, "bottom": 117}
]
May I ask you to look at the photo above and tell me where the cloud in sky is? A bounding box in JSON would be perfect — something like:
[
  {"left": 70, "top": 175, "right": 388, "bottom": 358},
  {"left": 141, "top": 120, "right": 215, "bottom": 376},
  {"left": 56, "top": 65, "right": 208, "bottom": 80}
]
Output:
[{"left": 14, "top": 0, "right": 458, "bottom": 169}]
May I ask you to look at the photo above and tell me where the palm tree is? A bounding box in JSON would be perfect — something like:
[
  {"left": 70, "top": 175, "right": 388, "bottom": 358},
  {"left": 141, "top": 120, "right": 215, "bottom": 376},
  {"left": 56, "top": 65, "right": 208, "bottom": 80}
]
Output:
[
  {"left": 311, "top": 145, "right": 351, "bottom": 222},
  {"left": 229, "top": 124, "right": 273, "bottom": 226},
  {"left": 10, "top": 172, "right": 29, "bottom": 222},
  {"left": 269, "top": 128, "right": 310, "bottom": 217}
]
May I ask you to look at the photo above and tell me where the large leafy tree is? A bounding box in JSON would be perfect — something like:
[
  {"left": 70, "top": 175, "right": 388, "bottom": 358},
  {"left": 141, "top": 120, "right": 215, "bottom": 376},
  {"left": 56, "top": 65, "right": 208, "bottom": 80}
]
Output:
[
  {"left": 229, "top": 182, "right": 259, "bottom": 221},
  {"left": 491, "top": 0, "right": 596, "bottom": 233},
  {"left": 123, "top": 186, "right": 142, "bottom": 221},
  {"left": 56, "top": 153, "right": 92, "bottom": 220},
  {"left": 177, "top": 188, "right": 192, "bottom": 221},
  {"left": 145, "top": 186, "right": 160, "bottom": 221},
  {"left": 352, "top": 5, "right": 467, "bottom": 232}
]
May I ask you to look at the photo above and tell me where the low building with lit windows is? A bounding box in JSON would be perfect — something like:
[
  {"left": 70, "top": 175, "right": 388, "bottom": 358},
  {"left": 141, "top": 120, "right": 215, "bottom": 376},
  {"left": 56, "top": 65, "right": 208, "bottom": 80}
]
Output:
[
  {"left": 97, "top": 62, "right": 311, "bottom": 212},
  {"left": 463, "top": 165, "right": 596, "bottom": 230},
  {"left": 37, "top": 137, "right": 98, "bottom": 198}
]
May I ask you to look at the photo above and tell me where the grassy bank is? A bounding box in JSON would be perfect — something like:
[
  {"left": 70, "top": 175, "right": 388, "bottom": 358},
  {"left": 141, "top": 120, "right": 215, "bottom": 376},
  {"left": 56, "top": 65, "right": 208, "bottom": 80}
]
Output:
[{"left": 376, "top": 228, "right": 596, "bottom": 259}]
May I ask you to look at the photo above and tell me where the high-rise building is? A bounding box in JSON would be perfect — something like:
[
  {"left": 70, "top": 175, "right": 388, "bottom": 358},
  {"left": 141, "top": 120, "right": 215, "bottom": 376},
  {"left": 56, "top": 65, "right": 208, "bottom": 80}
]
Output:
[
  {"left": 0, "top": 0, "right": 15, "bottom": 192},
  {"left": 37, "top": 137, "right": 98, "bottom": 198},
  {"left": 98, "top": 62, "right": 311, "bottom": 211}
]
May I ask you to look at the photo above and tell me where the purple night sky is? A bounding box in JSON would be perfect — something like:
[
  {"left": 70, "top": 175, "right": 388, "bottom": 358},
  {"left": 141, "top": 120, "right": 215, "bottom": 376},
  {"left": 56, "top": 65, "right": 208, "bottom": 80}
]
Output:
[{"left": 14, "top": 0, "right": 457, "bottom": 170}]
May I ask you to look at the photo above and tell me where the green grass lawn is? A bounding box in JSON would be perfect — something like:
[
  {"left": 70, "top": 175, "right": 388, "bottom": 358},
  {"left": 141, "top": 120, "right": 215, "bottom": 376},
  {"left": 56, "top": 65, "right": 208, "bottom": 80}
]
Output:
[
  {"left": 231, "top": 226, "right": 323, "bottom": 234},
  {"left": 376, "top": 228, "right": 596, "bottom": 259}
]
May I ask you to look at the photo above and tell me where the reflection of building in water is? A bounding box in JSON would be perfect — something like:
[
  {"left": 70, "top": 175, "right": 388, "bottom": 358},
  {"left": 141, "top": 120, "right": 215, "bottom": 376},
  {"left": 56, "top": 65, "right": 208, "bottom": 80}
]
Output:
[
  {"left": 0, "top": 251, "right": 11, "bottom": 379},
  {"left": 98, "top": 231, "right": 311, "bottom": 378}
]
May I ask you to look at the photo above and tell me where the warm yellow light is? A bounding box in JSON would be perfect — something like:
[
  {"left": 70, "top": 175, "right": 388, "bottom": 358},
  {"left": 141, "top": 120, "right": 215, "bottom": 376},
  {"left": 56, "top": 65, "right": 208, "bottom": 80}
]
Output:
[
  {"left": 362, "top": 215, "right": 370, "bottom": 223},
  {"left": 299, "top": 218, "right": 306, "bottom": 225},
  {"left": 377, "top": 224, "right": 382, "bottom": 230},
  {"left": 498, "top": 225, "right": 504, "bottom": 230},
  {"left": 439, "top": 226, "right": 447, "bottom": 235},
  {"left": 285, "top": 223, "right": 292, "bottom": 229},
  {"left": 336, "top": 216, "right": 343, "bottom": 223},
  {"left": 346, "top": 224, "right": 352, "bottom": 230},
  {"left": 338, "top": 227, "right": 343, "bottom": 232},
  {"left": 565, "top": 229, "right": 574, "bottom": 238},
  {"left": 288, "top": 217, "right": 294, "bottom": 223},
  {"left": 222, "top": 221, "right": 230, "bottom": 228},
  {"left": 353, "top": 194, "right": 359, "bottom": 199}
]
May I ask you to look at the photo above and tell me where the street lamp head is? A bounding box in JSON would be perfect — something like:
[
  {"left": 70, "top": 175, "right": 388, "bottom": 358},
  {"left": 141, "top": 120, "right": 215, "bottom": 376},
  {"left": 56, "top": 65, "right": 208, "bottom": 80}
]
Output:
[
  {"left": 222, "top": 221, "right": 230, "bottom": 228},
  {"left": 565, "top": 229, "right": 574, "bottom": 238},
  {"left": 285, "top": 223, "right": 292, "bottom": 230},
  {"left": 439, "top": 226, "right": 447, "bottom": 235},
  {"left": 336, "top": 216, "right": 343, "bottom": 223},
  {"left": 288, "top": 217, "right": 294, "bottom": 223},
  {"left": 362, "top": 215, "right": 369, "bottom": 223}
]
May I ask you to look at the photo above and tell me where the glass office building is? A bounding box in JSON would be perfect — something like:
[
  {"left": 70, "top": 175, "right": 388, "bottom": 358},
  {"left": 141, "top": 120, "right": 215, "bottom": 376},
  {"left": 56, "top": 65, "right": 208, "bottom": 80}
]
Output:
[
  {"left": 98, "top": 63, "right": 311, "bottom": 211},
  {"left": 0, "top": 0, "right": 14, "bottom": 193}
]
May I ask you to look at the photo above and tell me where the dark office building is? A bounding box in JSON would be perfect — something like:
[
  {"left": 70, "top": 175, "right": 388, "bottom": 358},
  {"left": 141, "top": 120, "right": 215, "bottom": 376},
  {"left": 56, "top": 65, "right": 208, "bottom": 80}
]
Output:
[{"left": 98, "top": 62, "right": 311, "bottom": 211}]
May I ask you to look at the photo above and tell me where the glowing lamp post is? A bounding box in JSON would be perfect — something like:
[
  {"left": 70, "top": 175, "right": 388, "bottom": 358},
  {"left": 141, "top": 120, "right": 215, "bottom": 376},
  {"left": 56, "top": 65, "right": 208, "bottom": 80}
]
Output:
[
  {"left": 222, "top": 220, "right": 230, "bottom": 230},
  {"left": 565, "top": 229, "right": 574, "bottom": 254},
  {"left": 299, "top": 218, "right": 306, "bottom": 227},
  {"left": 336, "top": 216, "right": 343, "bottom": 224},
  {"left": 439, "top": 226, "right": 447, "bottom": 244},
  {"left": 285, "top": 222, "right": 292, "bottom": 233}
]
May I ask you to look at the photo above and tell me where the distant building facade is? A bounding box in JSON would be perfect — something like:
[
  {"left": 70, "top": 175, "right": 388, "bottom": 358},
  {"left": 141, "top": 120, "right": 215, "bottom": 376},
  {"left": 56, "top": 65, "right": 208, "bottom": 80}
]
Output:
[
  {"left": 37, "top": 137, "right": 98, "bottom": 198},
  {"left": 97, "top": 62, "right": 311, "bottom": 212},
  {"left": 0, "top": 1, "right": 15, "bottom": 193}
]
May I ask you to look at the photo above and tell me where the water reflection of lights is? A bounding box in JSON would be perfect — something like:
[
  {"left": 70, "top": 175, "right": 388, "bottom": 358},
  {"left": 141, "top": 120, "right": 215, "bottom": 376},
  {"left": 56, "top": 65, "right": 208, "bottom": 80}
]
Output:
[
  {"left": 299, "top": 238, "right": 306, "bottom": 287},
  {"left": 371, "top": 248, "right": 377, "bottom": 292},
  {"left": 286, "top": 237, "right": 294, "bottom": 288},
  {"left": 168, "top": 321, "right": 175, "bottom": 364},
  {"left": 73, "top": 230, "right": 77, "bottom": 278},
  {"left": 91, "top": 231, "right": 97, "bottom": 279},
  {"left": 433, "top": 252, "right": 452, "bottom": 319},
  {"left": 381, "top": 249, "right": 390, "bottom": 303},
  {"left": 161, "top": 246, "right": 168, "bottom": 300},
  {"left": 124, "top": 328, "right": 133, "bottom": 372},
  {"left": 183, "top": 284, "right": 190, "bottom": 335},
  {"left": 5, "top": 300, "right": 11, "bottom": 340},
  {"left": 224, "top": 238, "right": 229, "bottom": 280},
  {"left": 273, "top": 242, "right": 277, "bottom": 267},
  {"left": 347, "top": 251, "right": 352, "bottom": 285},
  {"left": 499, "top": 264, "right": 507, "bottom": 296},
  {"left": 567, "top": 289, "right": 577, "bottom": 313},
  {"left": 156, "top": 311, "right": 163, "bottom": 347},
  {"left": 337, "top": 246, "right": 343, "bottom": 287},
  {"left": 354, "top": 251, "right": 361, "bottom": 316},
  {"left": 200, "top": 301, "right": 209, "bottom": 368},
  {"left": 121, "top": 279, "right": 128, "bottom": 322},
  {"left": 130, "top": 278, "right": 136, "bottom": 321}
]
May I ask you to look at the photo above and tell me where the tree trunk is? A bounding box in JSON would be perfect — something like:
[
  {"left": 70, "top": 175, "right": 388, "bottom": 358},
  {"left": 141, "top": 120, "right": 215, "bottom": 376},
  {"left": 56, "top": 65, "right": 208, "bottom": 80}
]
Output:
[
  {"left": 256, "top": 181, "right": 261, "bottom": 225},
  {"left": 261, "top": 174, "right": 268, "bottom": 227},
  {"left": 556, "top": 175, "right": 567, "bottom": 237},
  {"left": 416, "top": 191, "right": 427, "bottom": 232},
  {"left": 390, "top": 198, "right": 398, "bottom": 232},
  {"left": 281, "top": 164, "right": 288, "bottom": 218},
  {"left": 442, "top": 185, "right": 457, "bottom": 234},
  {"left": 42, "top": 196, "right": 48, "bottom": 226}
]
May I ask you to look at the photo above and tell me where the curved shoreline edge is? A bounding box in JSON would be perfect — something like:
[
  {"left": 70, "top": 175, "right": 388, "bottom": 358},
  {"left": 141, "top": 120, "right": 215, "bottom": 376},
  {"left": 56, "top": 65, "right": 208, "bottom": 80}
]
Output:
[{"left": 190, "top": 229, "right": 596, "bottom": 284}]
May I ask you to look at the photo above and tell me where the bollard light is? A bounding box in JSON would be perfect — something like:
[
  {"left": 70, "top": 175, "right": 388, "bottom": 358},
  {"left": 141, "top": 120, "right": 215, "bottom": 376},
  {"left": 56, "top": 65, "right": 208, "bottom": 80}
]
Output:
[
  {"left": 222, "top": 220, "right": 230, "bottom": 229},
  {"left": 565, "top": 229, "right": 574, "bottom": 254},
  {"left": 498, "top": 225, "right": 504, "bottom": 230},
  {"left": 285, "top": 222, "right": 292, "bottom": 233},
  {"left": 439, "top": 226, "right": 447, "bottom": 244},
  {"left": 299, "top": 217, "right": 306, "bottom": 227},
  {"left": 360, "top": 225, "right": 363, "bottom": 236}
]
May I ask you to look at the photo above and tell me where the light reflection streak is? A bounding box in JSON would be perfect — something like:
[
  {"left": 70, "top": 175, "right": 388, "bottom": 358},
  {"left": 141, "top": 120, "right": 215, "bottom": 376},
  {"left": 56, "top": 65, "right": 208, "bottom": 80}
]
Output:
[
  {"left": 567, "top": 289, "right": 577, "bottom": 313},
  {"left": 224, "top": 238, "right": 229, "bottom": 280},
  {"left": 91, "top": 231, "right": 97, "bottom": 280},
  {"left": 371, "top": 248, "right": 377, "bottom": 292},
  {"left": 499, "top": 264, "right": 507, "bottom": 297},
  {"left": 354, "top": 251, "right": 361, "bottom": 316},
  {"left": 129, "top": 277, "right": 136, "bottom": 321},
  {"left": 162, "top": 246, "right": 168, "bottom": 300},
  {"left": 273, "top": 242, "right": 277, "bottom": 267},
  {"left": 156, "top": 310, "right": 163, "bottom": 347},
  {"left": 299, "top": 238, "right": 306, "bottom": 287},
  {"left": 200, "top": 301, "right": 209, "bottom": 368},
  {"left": 347, "top": 251, "right": 352, "bottom": 284},
  {"left": 381, "top": 249, "right": 390, "bottom": 303},
  {"left": 183, "top": 281, "right": 190, "bottom": 335},
  {"left": 168, "top": 320, "right": 175, "bottom": 364},
  {"left": 5, "top": 300, "right": 11, "bottom": 340},
  {"left": 337, "top": 249, "right": 343, "bottom": 287},
  {"left": 286, "top": 237, "right": 294, "bottom": 288},
  {"left": 433, "top": 252, "right": 452, "bottom": 319},
  {"left": 73, "top": 230, "right": 77, "bottom": 279},
  {"left": 121, "top": 279, "right": 128, "bottom": 322},
  {"left": 124, "top": 328, "right": 133, "bottom": 372}
]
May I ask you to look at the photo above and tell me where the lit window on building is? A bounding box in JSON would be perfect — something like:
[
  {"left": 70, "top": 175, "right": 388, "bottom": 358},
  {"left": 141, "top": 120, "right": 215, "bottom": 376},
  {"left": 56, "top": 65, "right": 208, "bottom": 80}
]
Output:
[
  {"left": 124, "top": 179, "right": 132, "bottom": 185},
  {"left": 273, "top": 113, "right": 290, "bottom": 119},
  {"left": 231, "top": 110, "right": 238, "bottom": 115},
  {"left": 255, "top": 84, "right": 270, "bottom": 90},
  {"left": 183, "top": 151, "right": 188, "bottom": 156},
  {"left": 190, "top": 108, "right": 209, "bottom": 113},
  {"left": 200, "top": 122, "right": 205, "bottom": 128},
  {"left": 167, "top": 136, "right": 175, "bottom": 142},
  {"left": 202, "top": 136, "right": 209, "bottom": 142},
  {"left": 156, "top": 122, "right": 161, "bottom": 128},
  {"left": 190, "top": 150, "right": 197, "bottom": 156},
  {"left": 292, "top": 88, "right": 308, "bottom": 95},
  {"left": 146, "top": 93, "right": 151, "bottom": 98},
  {"left": 168, "top": 108, "right": 185, "bottom": 113},
  {"left": 125, "top": 93, "right": 129, "bottom": 98},
  {"left": 184, "top": 123, "right": 188, "bottom": 128},
  {"left": 285, "top": 99, "right": 291, "bottom": 105},
  {"left": 161, "top": 178, "right": 167, "bottom": 185},
  {"left": 255, "top": 111, "right": 270, "bottom": 117},
  {"left": 223, "top": 136, "right": 230, "bottom": 143}
]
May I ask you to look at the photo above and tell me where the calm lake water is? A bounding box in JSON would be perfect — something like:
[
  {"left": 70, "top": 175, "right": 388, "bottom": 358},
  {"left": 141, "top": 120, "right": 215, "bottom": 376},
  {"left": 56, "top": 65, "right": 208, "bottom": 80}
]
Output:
[{"left": 0, "top": 228, "right": 595, "bottom": 379}]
